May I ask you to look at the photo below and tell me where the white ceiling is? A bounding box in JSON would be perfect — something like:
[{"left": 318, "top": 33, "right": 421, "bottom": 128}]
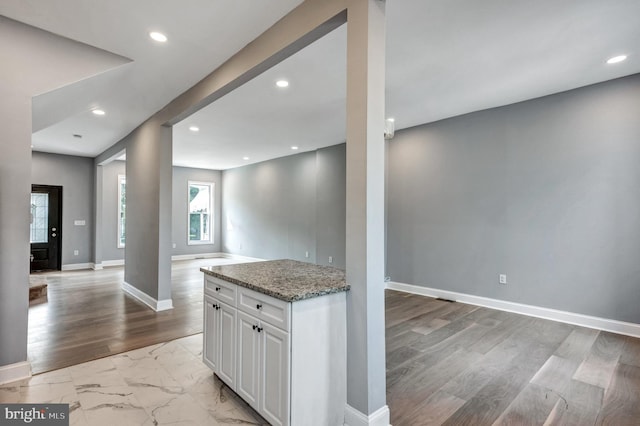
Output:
[{"left": 2, "top": 0, "right": 640, "bottom": 169}]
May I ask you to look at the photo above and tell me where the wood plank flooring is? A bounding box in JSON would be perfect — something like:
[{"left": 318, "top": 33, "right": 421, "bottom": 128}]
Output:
[
  {"left": 28, "top": 258, "right": 251, "bottom": 374},
  {"left": 385, "top": 290, "right": 640, "bottom": 426},
  {"left": 29, "top": 266, "right": 640, "bottom": 425}
]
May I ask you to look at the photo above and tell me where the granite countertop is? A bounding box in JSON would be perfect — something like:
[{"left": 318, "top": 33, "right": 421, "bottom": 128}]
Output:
[{"left": 200, "top": 259, "right": 349, "bottom": 302}]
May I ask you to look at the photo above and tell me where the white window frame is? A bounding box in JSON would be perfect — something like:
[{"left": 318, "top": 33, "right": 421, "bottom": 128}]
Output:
[
  {"left": 188, "top": 180, "right": 214, "bottom": 245},
  {"left": 117, "top": 174, "right": 126, "bottom": 248}
]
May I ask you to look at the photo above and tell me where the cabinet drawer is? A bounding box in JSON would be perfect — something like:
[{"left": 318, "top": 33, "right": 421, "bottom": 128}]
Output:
[
  {"left": 238, "top": 287, "right": 290, "bottom": 332},
  {"left": 204, "top": 276, "right": 237, "bottom": 305}
]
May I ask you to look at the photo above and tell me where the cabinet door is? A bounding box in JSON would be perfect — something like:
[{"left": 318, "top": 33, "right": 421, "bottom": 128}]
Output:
[
  {"left": 203, "top": 296, "right": 219, "bottom": 371},
  {"left": 236, "top": 311, "right": 260, "bottom": 410},
  {"left": 217, "top": 301, "right": 236, "bottom": 389},
  {"left": 261, "top": 322, "right": 290, "bottom": 426}
]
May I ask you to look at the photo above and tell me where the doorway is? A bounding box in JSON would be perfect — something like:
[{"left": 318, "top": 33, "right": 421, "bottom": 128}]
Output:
[{"left": 30, "top": 184, "right": 62, "bottom": 272}]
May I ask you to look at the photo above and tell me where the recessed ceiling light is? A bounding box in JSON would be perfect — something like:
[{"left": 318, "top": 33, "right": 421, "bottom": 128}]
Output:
[
  {"left": 291, "top": 146, "right": 299, "bottom": 150},
  {"left": 189, "top": 126, "right": 199, "bottom": 132},
  {"left": 243, "top": 156, "right": 250, "bottom": 161},
  {"left": 149, "top": 31, "right": 167, "bottom": 42},
  {"left": 607, "top": 55, "right": 627, "bottom": 64},
  {"left": 276, "top": 80, "right": 289, "bottom": 88},
  {"left": 92, "top": 109, "right": 105, "bottom": 116}
]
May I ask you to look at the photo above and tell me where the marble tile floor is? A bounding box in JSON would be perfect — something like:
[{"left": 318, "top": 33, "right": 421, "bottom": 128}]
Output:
[{"left": 0, "top": 334, "right": 266, "bottom": 425}]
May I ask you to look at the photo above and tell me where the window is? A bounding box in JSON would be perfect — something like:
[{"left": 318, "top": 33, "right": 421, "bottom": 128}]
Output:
[
  {"left": 30, "top": 193, "right": 49, "bottom": 243},
  {"left": 188, "top": 181, "right": 213, "bottom": 244},
  {"left": 118, "top": 174, "right": 126, "bottom": 248}
]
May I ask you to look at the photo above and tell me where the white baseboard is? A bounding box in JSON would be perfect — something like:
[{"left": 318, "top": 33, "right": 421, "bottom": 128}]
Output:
[
  {"left": 387, "top": 281, "right": 640, "bottom": 338},
  {"left": 61, "top": 262, "right": 93, "bottom": 271},
  {"left": 93, "top": 253, "right": 263, "bottom": 268},
  {"left": 171, "top": 252, "right": 223, "bottom": 261},
  {"left": 91, "top": 260, "right": 123, "bottom": 270},
  {"left": 122, "top": 281, "right": 173, "bottom": 312},
  {"left": 217, "top": 252, "right": 265, "bottom": 262},
  {"left": 0, "top": 361, "right": 31, "bottom": 385},
  {"left": 344, "top": 405, "right": 390, "bottom": 426},
  {"left": 102, "top": 259, "right": 125, "bottom": 267}
]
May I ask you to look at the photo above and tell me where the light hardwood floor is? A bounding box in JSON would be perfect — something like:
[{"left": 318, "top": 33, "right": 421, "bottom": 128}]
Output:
[
  {"left": 28, "top": 263, "right": 640, "bottom": 425},
  {"left": 28, "top": 258, "right": 251, "bottom": 374},
  {"left": 385, "top": 290, "right": 640, "bottom": 425}
]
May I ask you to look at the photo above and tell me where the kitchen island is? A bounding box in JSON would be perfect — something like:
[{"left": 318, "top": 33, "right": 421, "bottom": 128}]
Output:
[{"left": 201, "top": 259, "right": 349, "bottom": 426}]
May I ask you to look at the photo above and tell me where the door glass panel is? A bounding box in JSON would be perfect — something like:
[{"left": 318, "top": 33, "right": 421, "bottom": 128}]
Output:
[{"left": 30, "top": 193, "right": 49, "bottom": 243}]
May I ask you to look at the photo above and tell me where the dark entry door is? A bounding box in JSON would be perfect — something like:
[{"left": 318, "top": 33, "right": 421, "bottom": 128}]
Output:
[{"left": 30, "top": 185, "right": 62, "bottom": 272}]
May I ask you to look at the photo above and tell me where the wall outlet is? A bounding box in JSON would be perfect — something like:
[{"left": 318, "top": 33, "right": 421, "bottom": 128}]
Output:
[
  {"left": 328, "top": 256, "right": 333, "bottom": 264},
  {"left": 499, "top": 274, "right": 507, "bottom": 285},
  {"left": 172, "top": 243, "right": 176, "bottom": 249},
  {"left": 305, "top": 251, "right": 309, "bottom": 258},
  {"left": 74, "top": 250, "right": 79, "bottom": 256}
]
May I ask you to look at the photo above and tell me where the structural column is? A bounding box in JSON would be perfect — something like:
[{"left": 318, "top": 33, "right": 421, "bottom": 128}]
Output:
[
  {"left": 345, "top": 0, "right": 388, "bottom": 424},
  {"left": 0, "top": 91, "right": 32, "bottom": 382}
]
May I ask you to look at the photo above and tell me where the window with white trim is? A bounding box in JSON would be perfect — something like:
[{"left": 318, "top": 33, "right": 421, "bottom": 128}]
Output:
[
  {"left": 118, "top": 174, "right": 126, "bottom": 248},
  {"left": 188, "top": 181, "right": 213, "bottom": 245}
]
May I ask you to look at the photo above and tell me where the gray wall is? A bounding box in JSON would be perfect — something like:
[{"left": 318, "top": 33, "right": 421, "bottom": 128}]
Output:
[
  {"left": 0, "top": 90, "right": 31, "bottom": 367},
  {"left": 101, "top": 160, "right": 126, "bottom": 261},
  {"left": 387, "top": 73, "right": 640, "bottom": 324},
  {"left": 315, "top": 144, "right": 346, "bottom": 267},
  {"left": 32, "top": 152, "right": 94, "bottom": 266},
  {"left": 99, "top": 164, "right": 222, "bottom": 262},
  {"left": 95, "top": 119, "right": 173, "bottom": 301},
  {"left": 222, "top": 144, "right": 346, "bottom": 268},
  {"left": 172, "top": 166, "right": 222, "bottom": 255}
]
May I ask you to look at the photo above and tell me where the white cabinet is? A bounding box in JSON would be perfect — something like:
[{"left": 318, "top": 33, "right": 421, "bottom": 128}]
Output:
[
  {"left": 260, "top": 321, "right": 289, "bottom": 426},
  {"left": 236, "top": 310, "right": 260, "bottom": 408},
  {"left": 203, "top": 295, "right": 218, "bottom": 371},
  {"left": 203, "top": 274, "right": 346, "bottom": 426},
  {"left": 236, "top": 310, "right": 290, "bottom": 426},
  {"left": 203, "top": 285, "right": 236, "bottom": 389}
]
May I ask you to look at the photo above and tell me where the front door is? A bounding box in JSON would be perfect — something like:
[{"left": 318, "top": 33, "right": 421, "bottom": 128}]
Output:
[{"left": 30, "top": 185, "right": 62, "bottom": 272}]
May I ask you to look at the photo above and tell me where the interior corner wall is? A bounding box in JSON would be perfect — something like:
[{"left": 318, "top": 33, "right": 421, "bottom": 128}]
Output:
[
  {"left": 101, "top": 160, "right": 126, "bottom": 261},
  {"left": 221, "top": 144, "right": 346, "bottom": 268},
  {"left": 172, "top": 166, "right": 222, "bottom": 255},
  {"left": 315, "top": 143, "right": 346, "bottom": 267},
  {"left": 0, "top": 91, "right": 31, "bottom": 367},
  {"left": 31, "top": 152, "right": 94, "bottom": 266},
  {"left": 386, "top": 73, "right": 640, "bottom": 324}
]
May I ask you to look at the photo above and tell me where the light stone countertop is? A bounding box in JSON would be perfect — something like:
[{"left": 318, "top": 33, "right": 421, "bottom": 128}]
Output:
[{"left": 200, "top": 259, "right": 349, "bottom": 302}]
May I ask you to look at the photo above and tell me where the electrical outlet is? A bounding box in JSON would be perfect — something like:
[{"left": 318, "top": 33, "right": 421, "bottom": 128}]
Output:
[
  {"left": 305, "top": 251, "right": 309, "bottom": 258},
  {"left": 328, "top": 256, "right": 333, "bottom": 264},
  {"left": 74, "top": 250, "right": 79, "bottom": 256},
  {"left": 172, "top": 243, "right": 176, "bottom": 249},
  {"left": 499, "top": 274, "right": 507, "bottom": 285}
]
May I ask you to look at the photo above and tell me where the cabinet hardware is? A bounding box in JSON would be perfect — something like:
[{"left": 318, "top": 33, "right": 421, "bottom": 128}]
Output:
[
  {"left": 215, "top": 287, "right": 221, "bottom": 291},
  {"left": 252, "top": 325, "right": 257, "bottom": 330},
  {"left": 256, "top": 303, "right": 263, "bottom": 310},
  {"left": 257, "top": 327, "right": 263, "bottom": 333}
]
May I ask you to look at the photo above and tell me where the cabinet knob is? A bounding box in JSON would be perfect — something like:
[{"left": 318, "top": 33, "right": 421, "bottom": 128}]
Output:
[
  {"left": 215, "top": 287, "right": 221, "bottom": 292},
  {"left": 252, "top": 325, "right": 257, "bottom": 330},
  {"left": 257, "top": 327, "right": 263, "bottom": 333},
  {"left": 256, "top": 303, "right": 263, "bottom": 310}
]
